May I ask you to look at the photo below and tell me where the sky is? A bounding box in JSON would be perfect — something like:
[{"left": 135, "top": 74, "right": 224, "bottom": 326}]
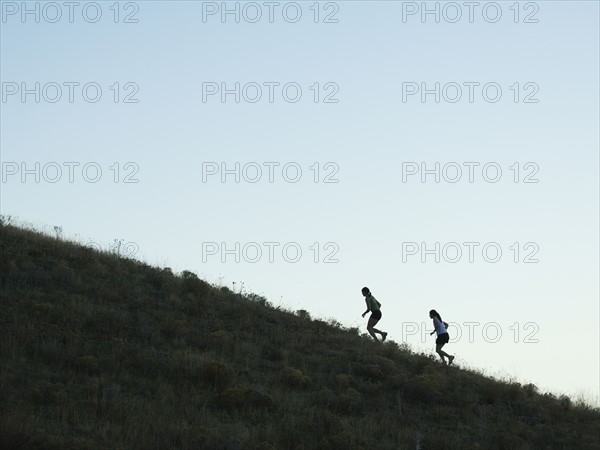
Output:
[{"left": 1, "top": 0, "right": 598, "bottom": 405}]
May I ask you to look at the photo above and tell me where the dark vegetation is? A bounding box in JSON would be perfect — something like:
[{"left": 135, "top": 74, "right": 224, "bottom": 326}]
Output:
[{"left": 1, "top": 221, "right": 599, "bottom": 449}]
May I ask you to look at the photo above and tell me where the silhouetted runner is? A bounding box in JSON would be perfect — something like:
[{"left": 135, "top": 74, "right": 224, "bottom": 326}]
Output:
[
  {"left": 361, "top": 287, "right": 388, "bottom": 342},
  {"left": 429, "top": 309, "right": 455, "bottom": 365}
]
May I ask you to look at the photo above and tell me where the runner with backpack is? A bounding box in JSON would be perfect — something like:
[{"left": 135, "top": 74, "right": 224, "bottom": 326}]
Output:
[{"left": 429, "top": 309, "right": 455, "bottom": 365}]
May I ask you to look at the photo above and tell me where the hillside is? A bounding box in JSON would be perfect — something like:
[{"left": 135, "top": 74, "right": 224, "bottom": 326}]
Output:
[{"left": 1, "top": 222, "right": 599, "bottom": 450}]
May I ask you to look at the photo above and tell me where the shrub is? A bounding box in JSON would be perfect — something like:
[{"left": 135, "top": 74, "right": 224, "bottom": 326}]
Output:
[
  {"left": 389, "top": 373, "right": 408, "bottom": 389},
  {"left": 181, "top": 426, "right": 226, "bottom": 449},
  {"left": 329, "top": 431, "right": 358, "bottom": 450},
  {"left": 331, "top": 388, "right": 362, "bottom": 414},
  {"left": 558, "top": 394, "right": 571, "bottom": 410},
  {"left": 77, "top": 355, "right": 99, "bottom": 374},
  {"left": 68, "top": 437, "right": 97, "bottom": 450},
  {"left": 201, "top": 360, "right": 235, "bottom": 391},
  {"left": 524, "top": 383, "right": 538, "bottom": 397},
  {"left": 280, "top": 367, "right": 310, "bottom": 389},
  {"left": 403, "top": 376, "right": 440, "bottom": 404},
  {"left": 33, "top": 302, "right": 55, "bottom": 317},
  {"left": 161, "top": 318, "right": 192, "bottom": 339},
  {"left": 254, "top": 443, "right": 276, "bottom": 450},
  {"left": 131, "top": 350, "right": 161, "bottom": 375},
  {"left": 336, "top": 374, "right": 352, "bottom": 390},
  {"left": 214, "top": 386, "right": 274, "bottom": 410},
  {"left": 354, "top": 363, "right": 382, "bottom": 381},
  {"left": 246, "top": 293, "right": 270, "bottom": 307},
  {"left": 367, "top": 355, "right": 396, "bottom": 375},
  {"left": 296, "top": 309, "right": 311, "bottom": 320},
  {"left": 205, "top": 329, "right": 235, "bottom": 354},
  {"left": 413, "top": 354, "right": 435, "bottom": 374},
  {"left": 31, "top": 381, "right": 65, "bottom": 405},
  {"left": 262, "top": 344, "right": 285, "bottom": 362},
  {"left": 312, "top": 386, "right": 334, "bottom": 409},
  {"left": 38, "top": 339, "right": 64, "bottom": 364},
  {"left": 181, "top": 270, "right": 210, "bottom": 298},
  {"left": 208, "top": 329, "right": 232, "bottom": 340}
]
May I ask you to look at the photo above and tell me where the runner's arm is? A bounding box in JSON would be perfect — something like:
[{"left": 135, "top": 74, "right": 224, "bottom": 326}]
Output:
[
  {"left": 430, "top": 319, "right": 438, "bottom": 336},
  {"left": 362, "top": 299, "right": 371, "bottom": 317}
]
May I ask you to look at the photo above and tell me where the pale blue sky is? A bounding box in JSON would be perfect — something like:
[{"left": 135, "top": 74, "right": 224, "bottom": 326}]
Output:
[{"left": 1, "top": 1, "right": 598, "bottom": 404}]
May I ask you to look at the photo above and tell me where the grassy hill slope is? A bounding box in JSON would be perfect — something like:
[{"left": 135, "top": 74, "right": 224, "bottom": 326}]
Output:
[{"left": 1, "top": 223, "right": 599, "bottom": 449}]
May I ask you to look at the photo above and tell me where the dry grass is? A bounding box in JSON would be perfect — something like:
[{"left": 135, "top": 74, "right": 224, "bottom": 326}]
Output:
[{"left": 1, "top": 222, "right": 599, "bottom": 449}]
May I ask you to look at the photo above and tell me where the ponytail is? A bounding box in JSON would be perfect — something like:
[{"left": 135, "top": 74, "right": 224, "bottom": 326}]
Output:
[{"left": 429, "top": 309, "right": 443, "bottom": 322}]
